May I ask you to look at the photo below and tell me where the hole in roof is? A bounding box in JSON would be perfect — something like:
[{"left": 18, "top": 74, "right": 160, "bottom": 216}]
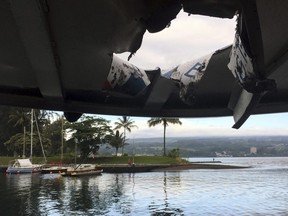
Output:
[{"left": 116, "top": 10, "right": 236, "bottom": 70}]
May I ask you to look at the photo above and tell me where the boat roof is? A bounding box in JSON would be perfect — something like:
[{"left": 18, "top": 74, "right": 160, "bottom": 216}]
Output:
[{"left": 15, "top": 159, "right": 33, "bottom": 167}]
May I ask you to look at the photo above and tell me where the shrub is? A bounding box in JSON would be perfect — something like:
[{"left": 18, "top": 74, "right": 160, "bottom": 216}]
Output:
[{"left": 168, "top": 148, "right": 180, "bottom": 158}]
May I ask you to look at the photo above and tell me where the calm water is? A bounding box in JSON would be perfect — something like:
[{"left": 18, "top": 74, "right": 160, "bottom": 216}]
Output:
[{"left": 1, "top": 157, "right": 288, "bottom": 215}]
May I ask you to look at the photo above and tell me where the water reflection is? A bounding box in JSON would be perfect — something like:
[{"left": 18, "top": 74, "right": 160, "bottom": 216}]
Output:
[
  {"left": 149, "top": 172, "right": 184, "bottom": 216},
  {"left": 3, "top": 173, "right": 127, "bottom": 215},
  {"left": 2, "top": 171, "right": 186, "bottom": 215},
  {"left": 52, "top": 174, "right": 129, "bottom": 215},
  {"left": 1, "top": 157, "right": 288, "bottom": 215},
  {"left": 5, "top": 173, "right": 42, "bottom": 215}
]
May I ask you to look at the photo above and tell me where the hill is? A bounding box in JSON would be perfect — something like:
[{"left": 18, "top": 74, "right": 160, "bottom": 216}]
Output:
[{"left": 98, "top": 136, "right": 288, "bottom": 157}]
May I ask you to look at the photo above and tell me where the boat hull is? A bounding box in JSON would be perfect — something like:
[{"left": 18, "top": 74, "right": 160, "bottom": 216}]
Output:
[
  {"left": 61, "top": 169, "right": 103, "bottom": 177},
  {"left": 41, "top": 167, "right": 68, "bottom": 174},
  {"left": 6, "top": 167, "right": 41, "bottom": 174},
  {"left": 71, "top": 170, "right": 103, "bottom": 177}
]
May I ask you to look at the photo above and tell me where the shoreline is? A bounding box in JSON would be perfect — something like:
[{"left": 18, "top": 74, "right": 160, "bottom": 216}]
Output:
[
  {"left": 1, "top": 163, "right": 250, "bottom": 174},
  {"left": 97, "top": 163, "right": 250, "bottom": 173}
]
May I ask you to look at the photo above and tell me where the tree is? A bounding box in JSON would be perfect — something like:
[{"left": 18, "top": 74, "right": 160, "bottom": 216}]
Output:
[
  {"left": 7, "top": 109, "right": 53, "bottom": 157},
  {"left": 105, "top": 130, "right": 125, "bottom": 156},
  {"left": 114, "top": 116, "right": 137, "bottom": 154},
  {"left": 8, "top": 108, "right": 31, "bottom": 157},
  {"left": 43, "top": 117, "right": 65, "bottom": 156},
  {"left": 8, "top": 108, "right": 31, "bottom": 128},
  {"left": 147, "top": 118, "right": 182, "bottom": 156},
  {"left": 4, "top": 131, "right": 51, "bottom": 157},
  {"left": 67, "top": 115, "right": 112, "bottom": 158}
]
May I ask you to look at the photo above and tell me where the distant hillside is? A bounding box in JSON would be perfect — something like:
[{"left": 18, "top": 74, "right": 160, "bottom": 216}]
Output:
[{"left": 98, "top": 136, "right": 288, "bottom": 157}]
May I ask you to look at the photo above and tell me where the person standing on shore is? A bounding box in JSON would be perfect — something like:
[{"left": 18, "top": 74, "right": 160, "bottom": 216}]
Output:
[{"left": 128, "top": 158, "right": 132, "bottom": 166}]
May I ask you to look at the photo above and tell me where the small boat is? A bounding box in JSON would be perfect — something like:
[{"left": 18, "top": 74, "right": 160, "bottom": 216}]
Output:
[
  {"left": 60, "top": 164, "right": 102, "bottom": 177},
  {"left": 41, "top": 166, "right": 68, "bottom": 174},
  {"left": 70, "top": 169, "right": 103, "bottom": 177},
  {"left": 6, "top": 159, "right": 42, "bottom": 174}
]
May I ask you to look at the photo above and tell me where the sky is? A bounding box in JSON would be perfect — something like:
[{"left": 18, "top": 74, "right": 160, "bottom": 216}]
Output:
[{"left": 106, "top": 10, "right": 288, "bottom": 139}]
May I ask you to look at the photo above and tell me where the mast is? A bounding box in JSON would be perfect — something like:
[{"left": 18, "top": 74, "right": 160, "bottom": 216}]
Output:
[
  {"left": 34, "top": 111, "right": 47, "bottom": 163},
  {"left": 30, "top": 109, "right": 33, "bottom": 162},
  {"left": 61, "top": 115, "right": 64, "bottom": 162},
  {"left": 22, "top": 126, "right": 26, "bottom": 158}
]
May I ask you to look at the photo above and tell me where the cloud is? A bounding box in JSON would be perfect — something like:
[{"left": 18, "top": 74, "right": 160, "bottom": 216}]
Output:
[
  {"left": 110, "top": 11, "right": 288, "bottom": 138},
  {"left": 110, "top": 115, "right": 288, "bottom": 139},
  {"left": 117, "top": 11, "right": 236, "bottom": 69}
]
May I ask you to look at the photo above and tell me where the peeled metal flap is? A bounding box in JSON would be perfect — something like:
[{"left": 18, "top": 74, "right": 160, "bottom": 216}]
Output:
[
  {"left": 104, "top": 55, "right": 151, "bottom": 96},
  {"left": 228, "top": 32, "right": 255, "bottom": 89},
  {"left": 162, "top": 53, "right": 213, "bottom": 105}
]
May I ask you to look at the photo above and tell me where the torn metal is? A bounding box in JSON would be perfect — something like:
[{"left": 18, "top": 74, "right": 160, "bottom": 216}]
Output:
[
  {"left": 104, "top": 55, "right": 151, "bottom": 96},
  {"left": 228, "top": 33, "right": 254, "bottom": 81},
  {"left": 227, "top": 14, "right": 277, "bottom": 129},
  {"left": 162, "top": 53, "right": 214, "bottom": 105},
  {"left": 227, "top": 31, "right": 255, "bottom": 92}
]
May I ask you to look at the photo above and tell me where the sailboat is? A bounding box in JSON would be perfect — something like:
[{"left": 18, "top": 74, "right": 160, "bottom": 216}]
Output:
[
  {"left": 6, "top": 109, "right": 43, "bottom": 174},
  {"left": 41, "top": 115, "right": 69, "bottom": 174}
]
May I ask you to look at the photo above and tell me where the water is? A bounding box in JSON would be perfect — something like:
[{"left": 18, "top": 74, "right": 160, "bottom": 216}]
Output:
[{"left": 1, "top": 157, "right": 288, "bottom": 215}]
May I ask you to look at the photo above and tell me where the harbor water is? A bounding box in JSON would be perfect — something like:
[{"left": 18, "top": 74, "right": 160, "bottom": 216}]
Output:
[{"left": 0, "top": 157, "right": 288, "bottom": 215}]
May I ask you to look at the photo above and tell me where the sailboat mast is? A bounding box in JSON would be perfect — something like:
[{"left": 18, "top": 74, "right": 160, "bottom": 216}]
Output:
[
  {"left": 61, "top": 115, "right": 64, "bottom": 162},
  {"left": 30, "top": 109, "right": 33, "bottom": 162},
  {"left": 23, "top": 126, "right": 26, "bottom": 158}
]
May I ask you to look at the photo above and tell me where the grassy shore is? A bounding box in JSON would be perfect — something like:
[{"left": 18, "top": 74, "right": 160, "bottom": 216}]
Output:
[
  {"left": 0, "top": 156, "right": 249, "bottom": 173},
  {"left": 0, "top": 155, "right": 188, "bottom": 166}
]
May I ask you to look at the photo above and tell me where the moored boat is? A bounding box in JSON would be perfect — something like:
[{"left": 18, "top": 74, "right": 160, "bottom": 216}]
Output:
[
  {"left": 70, "top": 169, "right": 103, "bottom": 177},
  {"left": 41, "top": 166, "right": 68, "bottom": 174},
  {"left": 6, "top": 159, "right": 42, "bottom": 174},
  {"left": 60, "top": 164, "right": 102, "bottom": 177}
]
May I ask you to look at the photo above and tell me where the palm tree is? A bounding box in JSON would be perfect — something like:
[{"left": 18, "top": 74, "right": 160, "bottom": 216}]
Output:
[
  {"left": 8, "top": 108, "right": 31, "bottom": 157},
  {"left": 105, "top": 130, "right": 125, "bottom": 156},
  {"left": 147, "top": 118, "right": 182, "bottom": 156},
  {"left": 8, "top": 108, "right": 30, "bottom": 128},
  {"left": 114, "top": 116, "right": 138, "bottom": 155}
]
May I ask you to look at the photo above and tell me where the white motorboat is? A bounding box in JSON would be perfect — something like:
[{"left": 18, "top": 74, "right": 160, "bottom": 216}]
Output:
[{"left": 6, "top": 159, "right": 42, "bottom": 174}]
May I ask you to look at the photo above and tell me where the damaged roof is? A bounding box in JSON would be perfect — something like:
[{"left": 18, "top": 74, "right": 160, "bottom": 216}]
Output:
[{"left": 0, "top": 0, "right": 288, "bottom": 128}]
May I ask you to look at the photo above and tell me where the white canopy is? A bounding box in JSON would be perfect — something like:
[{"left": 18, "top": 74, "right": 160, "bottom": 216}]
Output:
[{"left": 15, "top": 159, "right": 33, "bottom": 167}]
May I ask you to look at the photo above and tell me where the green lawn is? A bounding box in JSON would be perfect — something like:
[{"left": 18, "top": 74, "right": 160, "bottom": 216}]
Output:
[
  {"left": 0, "top": 155, "right": 188, "bottom": 165},
  {"left": 85, "top": 156, "right": 188, "bottom": 165}
]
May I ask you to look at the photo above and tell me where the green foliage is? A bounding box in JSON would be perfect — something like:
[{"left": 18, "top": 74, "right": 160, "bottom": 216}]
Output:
[
  {"left": 147, "top": 118, "right": 182, "bottom": 128},
  {"left": 43, "top": 117, "right": 65, "bottom": 156},
  {"left": 168, "top": 148, "right": 180, "bottom": 158},
  {"left": 4, "top": 133, "right": 25, "bottom": 156},
  {"left": 0, "top": 108, "right": 138, "bottom": 158},
  {"left": 114, "top": 116, "right": 138, "bottom": 133},
  {"left": 0, "top": 155, "right": 188, "bottom": 165},
  {"left": 67, "top": 115, "right": 112, "bottom": 158},
  {"left": 114, "top": 116, "right": 137, "bottom": 154},
  {"left": 1, "top": 107, "right": 54, "bottom": 156},
  {"left": 83, "top": 156, "right": 186, "bottom": 165},
  {"left": 105, "top": 130, "right": 125, "bottom": 156},
  {"left": 147, "top": 118, "right": 182, "bottom": 156},
  {"left": 8, "top": 107, "right": 30, "bottom": 129},
  {"left": 4, "top": 132, "right": 51, "bottom": 157}
]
